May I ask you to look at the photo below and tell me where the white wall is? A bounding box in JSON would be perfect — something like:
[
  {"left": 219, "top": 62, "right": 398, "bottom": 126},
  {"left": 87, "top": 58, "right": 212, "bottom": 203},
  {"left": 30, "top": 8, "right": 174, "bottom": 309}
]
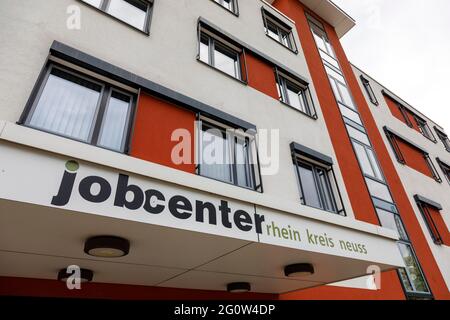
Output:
[
  {"left": 0, "top": 0, "right": 364, "bottom": 222},
  {"left": 352, "top": 64, "right": 450, "bottom": 291}
]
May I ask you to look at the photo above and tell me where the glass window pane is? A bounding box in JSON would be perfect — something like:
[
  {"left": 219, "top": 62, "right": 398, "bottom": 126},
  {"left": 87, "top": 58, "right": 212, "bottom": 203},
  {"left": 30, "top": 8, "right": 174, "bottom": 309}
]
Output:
[
  {"left": 215, "top": 0, "right": 233, "bottom": 11},
  {"left": 377, "top": 208, "right": 409, "bottom": 241},
  {"left": 398, "top": 243, "right": 429, "bottom": 293},
  {"left": 235, "top": 138, "right": 253, "bottom": 188},
  {"left": 325, "top": 65, "right": 346, "bottom": 84},
  {"left": 366, "top": 178, "right": 393, "bottom": 203},
  {"left": 214, "top": 42, "right": 239, "bottom": 79},
  {"left": 312, "top": 30, "right": 327, "bottom": 53},
  {"left": 286, "top": 83, "right": 307, "bottom": 113},
  {"left": 339, "top": 103, "right": 362, "bottom": 125},
  {"left": 320, "top": 50, "right": 339, "bottom": 69},
  {"left": 82, "top": 0, "right": 102, "bottom": 8},
  {"left": 298, "top": 163, "right": 321, "bottom": 208},
  {"left": 347, "top": 125, "right": 371, "bottom": 146},
  {"left": 280, "top": 29, "right": 292, "bottom": 48},
  {"left": 317, "top": 168, "right": 336, "bottom": 212},
  {"left": 337, "top": 82, "right": 356, "bottom": 109},
  {"left": 266, "top": 22, "right": 280, "bottom": 42},
  {"left": 29, "top": 69, "right": 102, "bottom": 142},
  {"left": 201, "top": 127, "right": 232, "bottom": 183},
  {"left": 98, "top": 91, "right": 131, "bottom": 151},
  {"left": 106, "top": 0, "right": 147, "bottom": 31},
  {"left": 199, "top": 35, "right": 209, "bottom": 64},
  {"left": 398, "top": 268, "right": 414, "bottom": 292},
  {"left": 354, "top": 142, "right": 375, "bottom": 177},
  {"left": 366, "top": 148, "right": 384, "bottom": 181}
]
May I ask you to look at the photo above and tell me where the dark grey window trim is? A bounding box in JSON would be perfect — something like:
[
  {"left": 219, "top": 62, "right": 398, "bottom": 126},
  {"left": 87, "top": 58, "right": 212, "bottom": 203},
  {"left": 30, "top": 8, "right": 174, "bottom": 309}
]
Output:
[
  {"left": 360, "top": 75, "right": 378, "bottom": 106},
  {"left": 414, "top": 195, "right": 443, "bottom": 211},
  {"left": 198, "top": 17, "right": 309, "bottom": 85},
  {"left": 196, "top": 119, "right": 262, "bottom": 193},
  {"left": 78, "top": 0, "right": 154, "bottom": 35},
  {"left": 413, "top": 115, "right": 437, "bottom": 143},
  {"left": 43, "top": 41, "right": 255, "bottom": 131},
  {"left": 436, "top": 158, "right": 450, "bottom": 184},
  {"left": 197, "top": 26, "right": 248, "bottom": 84},
  {"left": 383, "top": 126, "right": 427, "bottom": 154},
  {"left": 290, "top": 142, "right": 333, "bottom": 166},
  {"left": 210, "top": 0, "right": 239, "bottom": 16},
  {"left": 434, "top": 126, "right": 450, "bottom": 152},
  {"left": 290, "top": 143, "right": 346, "bottom": 216},
  {"left": 19, "top": 62, "right": 137, "bottom": 154},
  {"left": 275, "top": 67, "right": 317, "bottom": 120},
  {"left": 261, "top": 7, "right": 298, "bottom": 54},
  {"left": 414, "top": 195, "right": 444, "bottom": 245},
  {"left": 384, "top": 127, "right": 442, "bottom": 183}
]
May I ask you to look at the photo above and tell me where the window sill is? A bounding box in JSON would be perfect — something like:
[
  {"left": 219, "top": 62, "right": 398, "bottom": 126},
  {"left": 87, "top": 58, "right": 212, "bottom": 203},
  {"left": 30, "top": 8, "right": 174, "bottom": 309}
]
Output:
[
  {"left": 279, "top": 100, "right": 317, "bottom": 120},
  {"left": 78, "top": 0, "right": 150, "bottom": 36},
  {"left": 299, "top": 202, "right": 345, "bottom": 217},
  {"left": 197, "top": 58, "right": 248, "bottom": 86},
  {"left": 264, "top": 33, "right": 298, "bottom": 54},
  {"left": 197, "top": 172, "right": 261, "bottom": 193}
]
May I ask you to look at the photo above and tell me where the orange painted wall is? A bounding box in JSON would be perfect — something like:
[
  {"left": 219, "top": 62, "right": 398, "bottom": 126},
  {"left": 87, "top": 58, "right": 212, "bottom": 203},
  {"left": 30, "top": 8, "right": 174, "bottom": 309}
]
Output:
[
  {"left": 385, "top": 95, "right": 408, "bottom": 124},
  {"left": 318, "top": 7, "right": 450, "bottom": 300},
  {"left": 246, "top": 52, "right": 279, "bottom": 99},
  {"left": 395, "top": 137, "right": 434, "bottom": 178},
  {"left": 130, "top": 92, "right": 196, "bottom": 173},
  {"left": 273, "top": 0, "right": 450, "bottom": 300},
  {"left": 0, "top": 276, "right": 276, "bottom": 300},
  {"left": 384, "top": 95, "right": 420, "bottom": 132}
]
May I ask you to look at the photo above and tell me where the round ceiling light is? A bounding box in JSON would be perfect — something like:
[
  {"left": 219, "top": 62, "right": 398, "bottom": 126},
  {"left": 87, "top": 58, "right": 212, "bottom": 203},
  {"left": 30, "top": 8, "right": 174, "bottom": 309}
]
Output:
[
  {"left": 227, "top": 282, "right": 251, "bottom": 293},
  {"left": 57, "top": 268, "right": 94, "bottom": 283},
  {"left": 84, "top": 236, "right": 130, "bottom": 258},
  {"left": 284, "top": 263, "right": 315, "bottom": 277}
]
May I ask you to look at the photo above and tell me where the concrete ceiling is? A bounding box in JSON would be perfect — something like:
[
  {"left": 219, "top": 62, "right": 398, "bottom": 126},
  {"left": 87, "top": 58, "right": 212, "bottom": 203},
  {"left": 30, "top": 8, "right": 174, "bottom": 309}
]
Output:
[{"left": 0, "top": 199, "right": 396, "bottom": 294}]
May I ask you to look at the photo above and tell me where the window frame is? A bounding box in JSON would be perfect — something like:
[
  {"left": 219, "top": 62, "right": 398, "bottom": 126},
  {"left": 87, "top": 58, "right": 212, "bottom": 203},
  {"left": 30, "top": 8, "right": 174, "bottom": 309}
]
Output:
[
  {"left": 197, "top": 25, "right": 248, "bottom": 84},
  {"left": 414, "top": 116, "right": 436, "bottom": 142},
  {"left": 196, "top": 117, "right": 262, "bottom": 192},
  {"left": 20, "top": 62, "right": 137, "bottom": 154},
  {"left": 434, "top": 127, "right": 450, "bottom": 152},
  {"left": 211, "top": 0, "right": 239, "bottom": 16},
  {"left": 360, "top": 75, "right": 379, "bottom": 106},
  {"left": 261, "top": 8, "right": 298, "bottom": 53},
  {"left": 275, "top": 68, "right": 317, "bottom": 119},
  {"left": 415, "top": 198, "right": 444, "bottom": 245},
  {"left": 79, "top": 0, "right": 154, "bottom": 34},
  {"left": 385, "top": 129, "right": 442, "bottom": 182},
  {"left": 291, "top": 147, "right": 346, "bottom": 216},
  {"left": 436, "top": 158, "right": 450, "bottom": 184}
]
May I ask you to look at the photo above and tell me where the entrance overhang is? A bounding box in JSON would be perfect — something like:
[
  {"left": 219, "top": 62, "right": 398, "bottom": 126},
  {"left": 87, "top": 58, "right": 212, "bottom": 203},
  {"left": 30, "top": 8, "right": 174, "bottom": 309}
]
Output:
[{"left": 0, "top": 123, "right": 403, "bottom": 294}]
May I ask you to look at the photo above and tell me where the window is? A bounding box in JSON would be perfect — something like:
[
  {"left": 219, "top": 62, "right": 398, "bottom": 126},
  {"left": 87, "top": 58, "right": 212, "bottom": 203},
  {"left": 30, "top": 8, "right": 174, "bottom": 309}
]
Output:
[
  {"left": 198, "top": 120, "right": 261, "bottom": 191},
  {"left": 437, "top": 158, "right": 450, "bottom": 184},
  {"left": 353, "top": 141, "right": 384, "bottom": 181},
  {"left": 415, "top": 196, "right": 447, "bottom": 246},
  {"left": 414, "top": 117, "right": 436, "bottom": 142},
  {"left": 81, "top": 0, "right": 153, "bottom": 33},
  {"left": 262, "top": 10, "right": 297, "bottom": 52},
  {"left": 398, "top": 242, "right": 431, "bottom": 295},
  {"left": 198, "top": 30, "right": 245, "bottom": 81},
  {"left": 385, "top": 128, "right": 442, "bottom": 182},
  {"left": 435, "top": 127, "right": 450, "bottom": 152},
  {"left": 291, "top": 144, "right": 345, "bottom": 215},
  {"left": 275, "top": 70, "right": 316, "bottom": 118},
  {"left": 212, "top": 0, "right": 238, "bottom": 15},
  {"left": 360, "top": 75, "right": 378, "bottom": 105},
  {"left": 23, "top": 64, "right": 135, "bottom": 153}
]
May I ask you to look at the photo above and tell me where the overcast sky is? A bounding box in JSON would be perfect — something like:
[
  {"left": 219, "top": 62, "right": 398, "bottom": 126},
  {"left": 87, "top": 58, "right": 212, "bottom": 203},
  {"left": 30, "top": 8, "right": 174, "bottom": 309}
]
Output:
[{"left": 332, "top": 0, "right": 450, "bottom": 132}]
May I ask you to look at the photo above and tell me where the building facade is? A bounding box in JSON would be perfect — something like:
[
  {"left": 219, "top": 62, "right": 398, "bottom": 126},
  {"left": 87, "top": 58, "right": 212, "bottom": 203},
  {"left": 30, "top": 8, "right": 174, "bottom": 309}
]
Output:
[{"left": 0, "top": 0, "right": 448, "bottom": 300}]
